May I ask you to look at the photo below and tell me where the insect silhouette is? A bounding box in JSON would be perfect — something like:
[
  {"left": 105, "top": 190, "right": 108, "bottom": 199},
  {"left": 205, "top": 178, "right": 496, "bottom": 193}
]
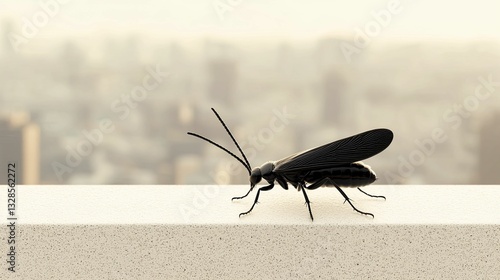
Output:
[{"left": 187, "top": 108, "right": 393, "bottom": 221}]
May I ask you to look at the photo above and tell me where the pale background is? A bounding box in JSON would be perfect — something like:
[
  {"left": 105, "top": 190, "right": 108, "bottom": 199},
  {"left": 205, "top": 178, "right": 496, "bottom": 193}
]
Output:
[{"left": 0, "top": 0, "right": 499, "bottom": 185}]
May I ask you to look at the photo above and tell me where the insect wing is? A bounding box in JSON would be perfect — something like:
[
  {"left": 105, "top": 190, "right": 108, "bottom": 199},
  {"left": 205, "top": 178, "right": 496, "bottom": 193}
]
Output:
[{"left": 273, "top": 128, "right": 393, "bottom": 173}]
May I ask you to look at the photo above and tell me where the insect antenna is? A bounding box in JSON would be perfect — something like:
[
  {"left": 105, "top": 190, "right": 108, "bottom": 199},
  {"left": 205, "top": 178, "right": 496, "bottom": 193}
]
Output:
[
  {"left": 186, "top": 108, "right": 252, "bottom": 175},
  {"left": 187, "top": 132, "right": 251, "bottom": 175},
  {"left": 210, "top": 108, "right": 252, "bottom": 171}
]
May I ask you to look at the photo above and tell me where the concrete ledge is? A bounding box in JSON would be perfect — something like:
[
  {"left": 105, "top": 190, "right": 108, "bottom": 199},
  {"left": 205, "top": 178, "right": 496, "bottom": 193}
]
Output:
[{"left": 1, "top": 185, "right": 500, "bottom": 279}]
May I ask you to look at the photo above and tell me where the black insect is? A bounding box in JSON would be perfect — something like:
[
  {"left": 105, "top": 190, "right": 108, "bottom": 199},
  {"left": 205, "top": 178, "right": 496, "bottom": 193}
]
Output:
[{"left": 187, "top": 108, "right": 393, "bottom": 221}]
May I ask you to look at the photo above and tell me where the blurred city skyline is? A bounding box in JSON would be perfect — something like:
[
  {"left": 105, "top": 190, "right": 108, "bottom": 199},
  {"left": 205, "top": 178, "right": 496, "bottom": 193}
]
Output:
[{"left": 0, "top": 1, "right": 499, "bottom": 185}]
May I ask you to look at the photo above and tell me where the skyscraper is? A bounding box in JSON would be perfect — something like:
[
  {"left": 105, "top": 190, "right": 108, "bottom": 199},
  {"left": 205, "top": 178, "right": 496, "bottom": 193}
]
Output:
[
  {"left": 204, "top": 41, "right": 238, "bottom": 106},
  {"left": 322, "top": 69, "right": 346, "bottom": 125},
  {"left": 207, "top": 58, "right": 238, "bottom": 106},
  {"left": 474, "top": 112, "right": 500, "bottom": 184},
  {"left": 0, "top": 112, "right": 40, "bottom": 184}
]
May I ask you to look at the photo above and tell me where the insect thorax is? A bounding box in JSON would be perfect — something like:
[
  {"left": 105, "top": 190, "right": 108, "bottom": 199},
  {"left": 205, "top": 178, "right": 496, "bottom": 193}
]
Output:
[{"left": 260, "top": 161, "right": 276, "bottom": 181}]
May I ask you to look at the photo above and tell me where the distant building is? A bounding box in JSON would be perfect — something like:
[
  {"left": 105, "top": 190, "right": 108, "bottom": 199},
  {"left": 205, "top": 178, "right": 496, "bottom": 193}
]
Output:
[
  {"left": 474, "top": 112, "right": 500, "bottom": 184},
  {"left": 0, "top": 112, "right": 40, "bottom": 184},
  {"left": 322, "top": 69, "right": 346, "bottom": 125},
  {"left": 207, "top": 58, "right": 238, "bottom": 106},
  {"left": 315, "top": 37, "right": 352, "bottom": 70},
  {"left": 204, "top": 40, "right": 239, "bottom": 106}
]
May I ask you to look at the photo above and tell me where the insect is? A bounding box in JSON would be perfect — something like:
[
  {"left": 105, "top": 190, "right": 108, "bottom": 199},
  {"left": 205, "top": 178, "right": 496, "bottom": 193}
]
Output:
[{"left": 187, "top": 108, "right": 393, "bottom": 220}]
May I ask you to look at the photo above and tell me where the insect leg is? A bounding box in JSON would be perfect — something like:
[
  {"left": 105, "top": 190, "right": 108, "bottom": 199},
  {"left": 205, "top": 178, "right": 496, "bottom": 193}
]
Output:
[
  {"left": 333, "top": 184, "right": 374, "bottom": 218},
  {"left": 239, "top": 184, "right": 275, "bottom": 218},
  {"left": 300, "top": 187, "right": 314, "bottom": 221},
  {"left": 232, "top": 188, "right": 252, "bottom": 201},
  {"left": 357, "top": 188, "right": 386, "bottom": 200},
  {"left": 302, "top": 178, "right": 331, "bottom": 220}
]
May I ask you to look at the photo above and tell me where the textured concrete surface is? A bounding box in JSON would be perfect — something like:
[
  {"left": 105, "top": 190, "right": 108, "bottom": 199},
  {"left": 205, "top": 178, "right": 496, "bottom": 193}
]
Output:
[{"left": 1, "top": 185, "right": 499, "bottom": 279}]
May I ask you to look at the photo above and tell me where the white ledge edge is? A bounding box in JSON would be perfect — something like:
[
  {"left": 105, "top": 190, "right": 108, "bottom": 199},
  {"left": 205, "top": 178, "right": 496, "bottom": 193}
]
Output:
[
  {"left": 1, "top": 185, "right": 499, "bottom": 224},
  {"left": 1, "top": 185, "right": 499, "bottom": 278}
]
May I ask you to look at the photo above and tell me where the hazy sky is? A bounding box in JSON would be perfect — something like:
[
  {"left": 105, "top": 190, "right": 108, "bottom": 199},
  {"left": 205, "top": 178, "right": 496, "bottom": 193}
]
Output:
[{"left": 2, "top": 0, "right": 500, "bottom": 41}]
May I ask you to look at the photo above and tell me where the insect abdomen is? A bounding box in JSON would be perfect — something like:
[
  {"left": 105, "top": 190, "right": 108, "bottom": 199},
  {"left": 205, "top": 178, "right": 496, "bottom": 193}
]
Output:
[{"left": 303, "top": 162, "right": 376, "bottom": 187}]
